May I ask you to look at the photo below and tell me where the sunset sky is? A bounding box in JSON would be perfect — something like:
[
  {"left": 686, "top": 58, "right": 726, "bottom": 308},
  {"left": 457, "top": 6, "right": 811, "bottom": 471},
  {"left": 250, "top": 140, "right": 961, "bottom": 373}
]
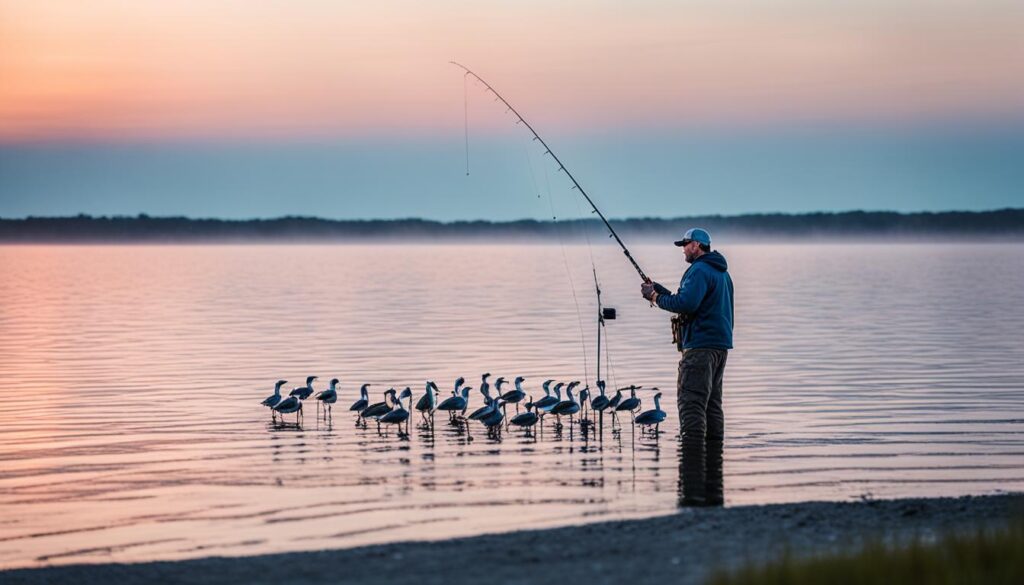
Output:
[{"left": 2, "top": 1, "right": 1022, "bottom": 219}]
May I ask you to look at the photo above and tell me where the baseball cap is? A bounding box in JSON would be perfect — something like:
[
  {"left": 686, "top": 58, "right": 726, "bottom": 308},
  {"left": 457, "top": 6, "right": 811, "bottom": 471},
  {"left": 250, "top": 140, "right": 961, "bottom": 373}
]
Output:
[{"left": 674, "top": 227, "right": 711, "bottom": 247}]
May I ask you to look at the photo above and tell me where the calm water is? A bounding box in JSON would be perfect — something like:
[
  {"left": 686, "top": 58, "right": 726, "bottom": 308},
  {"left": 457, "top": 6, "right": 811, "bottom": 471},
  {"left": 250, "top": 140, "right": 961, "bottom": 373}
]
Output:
[{"left": 1, "top": 243, "right": 1023, "bottom": 568}]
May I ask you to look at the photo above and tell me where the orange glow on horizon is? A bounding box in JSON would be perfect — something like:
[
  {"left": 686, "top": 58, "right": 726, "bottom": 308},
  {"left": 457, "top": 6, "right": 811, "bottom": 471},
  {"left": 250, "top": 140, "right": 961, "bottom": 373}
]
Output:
[{"left": 2, "top": 1, "right": 1022, "bottom": 142}]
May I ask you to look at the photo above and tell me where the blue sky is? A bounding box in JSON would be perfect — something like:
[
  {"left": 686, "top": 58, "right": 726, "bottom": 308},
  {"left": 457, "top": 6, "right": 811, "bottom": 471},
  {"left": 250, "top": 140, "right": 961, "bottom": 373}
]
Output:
[{"left": 2, "top": 126, "right": 1022, "bottom": 220}]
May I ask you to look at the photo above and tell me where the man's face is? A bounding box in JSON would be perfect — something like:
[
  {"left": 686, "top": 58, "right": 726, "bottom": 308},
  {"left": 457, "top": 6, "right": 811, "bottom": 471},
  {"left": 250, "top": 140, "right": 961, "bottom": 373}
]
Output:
[{"left": 682, "top": 240, "right": 700, "bottom": 263}]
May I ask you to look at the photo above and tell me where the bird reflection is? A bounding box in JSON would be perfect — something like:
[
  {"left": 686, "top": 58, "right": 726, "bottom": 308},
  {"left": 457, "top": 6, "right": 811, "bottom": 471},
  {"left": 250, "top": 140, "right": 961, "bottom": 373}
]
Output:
[{"left": 416, "top": 419, "right": 436, "bottom": 445}]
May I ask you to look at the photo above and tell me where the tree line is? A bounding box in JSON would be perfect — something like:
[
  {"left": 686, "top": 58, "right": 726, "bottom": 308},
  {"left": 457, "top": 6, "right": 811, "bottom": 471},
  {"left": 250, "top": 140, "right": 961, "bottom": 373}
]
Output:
[{"left": 1, "top": 209, "right": 1022, "bottom": 242}]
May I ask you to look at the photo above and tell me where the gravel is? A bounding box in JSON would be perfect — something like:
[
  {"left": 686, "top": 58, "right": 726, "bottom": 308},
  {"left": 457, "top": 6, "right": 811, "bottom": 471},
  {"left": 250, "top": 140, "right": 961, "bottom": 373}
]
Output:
[{"left": 3, "top": 494, "right": 1019, "bottom": 585}]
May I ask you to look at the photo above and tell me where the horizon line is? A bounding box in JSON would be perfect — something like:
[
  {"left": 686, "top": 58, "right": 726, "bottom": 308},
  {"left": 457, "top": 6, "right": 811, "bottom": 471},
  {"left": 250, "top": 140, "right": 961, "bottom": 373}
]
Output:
[{"left": 5, "top": 207, "right": 1023, "bottom": 224}]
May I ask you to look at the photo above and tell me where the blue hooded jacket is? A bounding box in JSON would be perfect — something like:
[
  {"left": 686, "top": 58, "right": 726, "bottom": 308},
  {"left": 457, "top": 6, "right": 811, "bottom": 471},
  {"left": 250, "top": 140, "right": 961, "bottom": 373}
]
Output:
[{"left": 654, "top": 250, "right": 734, "bottom": 350}]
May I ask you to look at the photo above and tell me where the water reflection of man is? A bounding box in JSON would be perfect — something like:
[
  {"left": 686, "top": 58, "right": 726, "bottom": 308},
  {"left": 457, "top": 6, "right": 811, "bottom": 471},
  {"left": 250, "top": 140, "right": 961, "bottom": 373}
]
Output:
[{"left": 640, "top": 227, "right": 734, "bottom": 506}]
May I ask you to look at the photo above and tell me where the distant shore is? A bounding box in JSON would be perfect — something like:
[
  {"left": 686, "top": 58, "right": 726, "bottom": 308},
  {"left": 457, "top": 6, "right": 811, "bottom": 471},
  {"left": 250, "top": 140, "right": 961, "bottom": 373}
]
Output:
[
  {"left": 3, "top": 493, "right": 1018, "bottom": 585},
  {"left": 2, "top": 209, "right": 1024, "bottom": 243}
]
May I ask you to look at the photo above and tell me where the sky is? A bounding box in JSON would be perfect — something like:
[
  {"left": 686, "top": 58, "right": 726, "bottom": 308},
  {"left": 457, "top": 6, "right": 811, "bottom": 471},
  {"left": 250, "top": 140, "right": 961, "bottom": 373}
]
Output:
[{"left": 1, "top": 1, "right": 1022, "bottom": 220}]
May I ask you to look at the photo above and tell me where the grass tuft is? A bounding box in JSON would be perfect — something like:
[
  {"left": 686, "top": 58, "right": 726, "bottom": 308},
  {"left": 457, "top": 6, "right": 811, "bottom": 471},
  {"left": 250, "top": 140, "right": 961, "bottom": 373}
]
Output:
[{"left": 708, "top": 516, "right": 1024, "bottom": 585}]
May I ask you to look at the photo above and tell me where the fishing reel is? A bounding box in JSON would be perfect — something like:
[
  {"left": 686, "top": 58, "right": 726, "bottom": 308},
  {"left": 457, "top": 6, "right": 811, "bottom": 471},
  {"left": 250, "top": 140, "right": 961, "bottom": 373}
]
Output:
[
  {"left": 670, "top": 313, "right": 692, "bottom": 347},
  {"left": 601, "top": 307, "right": 617, "bottom": 320}
]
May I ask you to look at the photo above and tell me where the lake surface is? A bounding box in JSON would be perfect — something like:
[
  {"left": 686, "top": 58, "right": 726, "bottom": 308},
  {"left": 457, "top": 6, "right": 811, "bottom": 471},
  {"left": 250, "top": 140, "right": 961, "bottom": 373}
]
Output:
[{"left": 1, "top": 243, "right": 1022, "bottom": 568}]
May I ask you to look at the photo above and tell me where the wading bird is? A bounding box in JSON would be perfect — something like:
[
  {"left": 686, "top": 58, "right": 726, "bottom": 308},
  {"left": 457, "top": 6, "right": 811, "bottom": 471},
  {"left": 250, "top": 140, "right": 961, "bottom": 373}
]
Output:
[
  {"left": 590, "top": 380, "right": 610, "bottom": 413},
  {"left": 578, "top": 387, "right": 591, "bottom": 421},
  {"left": 289, "top": 376, "right": 317, "bottom": 400},
  {"left": 608, "top": 388, "right": 623, "bottom": 411},
  {"left": 415, "top": 381, "right": 438, "bottom": 423},
  {"left": 480, "top": 398, "right": 505, "bottom": 436},
  {"left": 349, "top": 384, "right": 370, "bottom": 420},
  {"left": 362, "top": 388, "right": 397, "bottom": 431},
  {"left": 535, "top": 382, "right": 562, "bottom": 413},
  {"left": 607, "top": 388, "right": 625, "bottom": 424},
  {"left": 477, "top": 373, "right": 491, "bottom": 410},
  {"left": 562, "top": 380, "right": 581, "bottom": 416},
  {"left": 590, "top": 380, "right": 613, "bottom": 429},
  {"left": 500, "top": 376, "right": 527, "bottom": 415},
  {"left": 615, "top": 386, "right": 642, "bottom": 419},
  {"left": 261, "top": 380, "right": 287, "bottom": 421},
  {"left": 437, "top": 385, "right": 472, "bottom": 422},
  {"left": 634, "top": 390, "right": 666, "bottom": 433},
  {"left": 510, "top": 397, "right": 539, "bottom": 432},
  {"left": 273, "top": 395, "right": 302, "bottom": 425},
  {"left": 551, "top": 385, "right": 581, "bottom": 425},
  {"left": 380, "top": 387, "right": 412, "bottom": 433},
  {"left": 468, "top": 385, "right": 494, "bottom": 421},
  {"left": 315, "top": 378, "right": 339, "bottom": 419}
]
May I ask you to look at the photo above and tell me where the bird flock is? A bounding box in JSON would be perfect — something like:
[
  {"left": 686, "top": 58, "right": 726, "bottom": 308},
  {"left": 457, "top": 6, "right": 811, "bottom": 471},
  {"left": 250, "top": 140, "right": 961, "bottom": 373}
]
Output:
[{"left": 260, "top": 373, "right": 666, "bottom": 438}]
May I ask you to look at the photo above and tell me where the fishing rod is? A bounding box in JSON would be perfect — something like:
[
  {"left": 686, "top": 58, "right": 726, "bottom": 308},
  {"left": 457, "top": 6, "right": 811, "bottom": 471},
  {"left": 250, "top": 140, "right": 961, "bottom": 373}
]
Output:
[{"left": 450, "top": 61, "right": 651, "bottom": 284}]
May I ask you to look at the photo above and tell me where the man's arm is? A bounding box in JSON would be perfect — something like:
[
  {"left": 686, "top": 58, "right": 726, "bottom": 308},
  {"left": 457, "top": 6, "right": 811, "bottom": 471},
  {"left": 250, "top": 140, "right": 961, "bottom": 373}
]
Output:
[{"left": 655, "top": 268, "right": 708, "bottom": 314}]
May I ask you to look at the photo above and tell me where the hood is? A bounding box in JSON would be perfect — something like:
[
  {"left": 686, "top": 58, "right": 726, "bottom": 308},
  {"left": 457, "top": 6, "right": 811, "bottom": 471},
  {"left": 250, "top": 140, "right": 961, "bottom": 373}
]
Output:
[{"left": 694, "top": 250, "right": 728, "bottom": 272}]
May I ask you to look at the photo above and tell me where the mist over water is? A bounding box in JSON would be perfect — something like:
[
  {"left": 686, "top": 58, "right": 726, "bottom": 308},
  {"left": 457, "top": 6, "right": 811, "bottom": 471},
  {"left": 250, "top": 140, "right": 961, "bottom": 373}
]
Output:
[{"left": 1, "top": 243, "right": 1022, "bottom": 568}]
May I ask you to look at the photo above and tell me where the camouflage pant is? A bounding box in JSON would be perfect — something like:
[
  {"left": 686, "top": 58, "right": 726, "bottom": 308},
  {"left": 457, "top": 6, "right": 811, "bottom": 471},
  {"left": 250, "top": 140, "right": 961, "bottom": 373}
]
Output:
[{"left": 677, "top": 348, "right": 728, "bottom": 440}]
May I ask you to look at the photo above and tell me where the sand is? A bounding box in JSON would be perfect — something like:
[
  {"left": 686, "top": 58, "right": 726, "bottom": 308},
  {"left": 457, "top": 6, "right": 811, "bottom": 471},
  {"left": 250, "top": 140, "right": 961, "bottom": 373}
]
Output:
[{"left": 3, "top": 494, "right": 1018, "bottom": 585}]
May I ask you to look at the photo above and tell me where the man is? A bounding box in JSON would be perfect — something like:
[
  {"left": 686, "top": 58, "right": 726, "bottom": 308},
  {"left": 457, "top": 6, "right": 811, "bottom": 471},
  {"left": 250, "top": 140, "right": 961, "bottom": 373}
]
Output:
[{"left": 640, "top": 227, "right": 733, "bottom": 505}]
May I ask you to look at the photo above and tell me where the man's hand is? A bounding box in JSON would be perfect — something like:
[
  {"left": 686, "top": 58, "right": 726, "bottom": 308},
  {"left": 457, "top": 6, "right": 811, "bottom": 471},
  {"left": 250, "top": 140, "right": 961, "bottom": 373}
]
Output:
[{"left": 641, "top": 281, "right": 658, "bottom": 302}]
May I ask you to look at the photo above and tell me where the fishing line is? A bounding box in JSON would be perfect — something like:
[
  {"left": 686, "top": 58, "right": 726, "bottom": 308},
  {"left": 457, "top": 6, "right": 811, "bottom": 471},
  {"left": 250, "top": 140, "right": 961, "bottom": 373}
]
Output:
[
  {"left": 536, "top": 146, "right": 590, "bottom": 387},
  {"left": 459, "top": 63, "right": 648, "bottom": 390},
  {"left": 558, "top": 158, "right": 617, "bottom": 391},
  {"left": 463, "top": 72, "right": 470, "bottom": 176},
  {"left": 496, "top": 107, "right": 591, "bottom": 387},
  {"left": 563, "top": 167, "right": 598, "bottom": 269},
  {"left": 563, "top": 169, "right": 606, "bottom": 389},
  {"left": 523, "top": 140, "right": 542, "bottom": 200},
  {"left": 450, "top": 61, "right": 650, "bottom": 283}
]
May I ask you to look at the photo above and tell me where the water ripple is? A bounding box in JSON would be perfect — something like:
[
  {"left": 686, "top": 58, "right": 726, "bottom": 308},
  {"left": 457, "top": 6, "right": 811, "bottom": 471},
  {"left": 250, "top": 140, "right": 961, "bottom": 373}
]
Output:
[{"left": 0, "top": 243, "right": 1022, "bottom": 568}]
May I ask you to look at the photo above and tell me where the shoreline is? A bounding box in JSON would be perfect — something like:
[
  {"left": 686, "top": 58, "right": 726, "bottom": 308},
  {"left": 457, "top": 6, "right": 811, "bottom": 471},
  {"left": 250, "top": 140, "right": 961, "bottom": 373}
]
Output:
[{"left": 3, "top": 493, "right": 1018, "bottom": 585}]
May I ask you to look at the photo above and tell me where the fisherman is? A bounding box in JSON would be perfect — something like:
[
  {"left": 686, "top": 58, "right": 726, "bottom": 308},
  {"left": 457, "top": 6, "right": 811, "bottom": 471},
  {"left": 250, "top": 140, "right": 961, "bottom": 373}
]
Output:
[{"left": 640, "top": 227, "right": 733, "bottom": 505}]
